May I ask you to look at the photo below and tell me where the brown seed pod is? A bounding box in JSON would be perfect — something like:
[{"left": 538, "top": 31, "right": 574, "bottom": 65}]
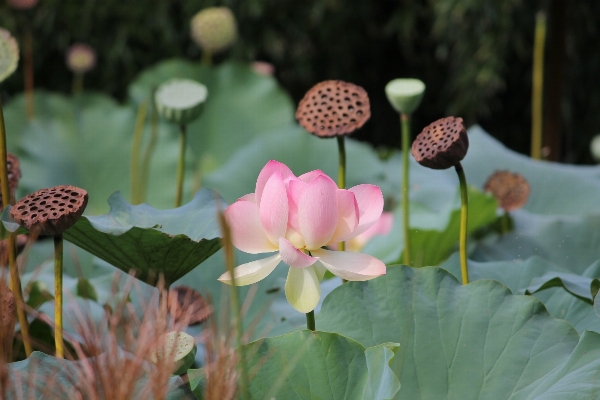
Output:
[
  {"left": 11, "top": 185, "right": 88, "bottom": 236},
  {"left": 168, "top": 286, "right": 212, "bottom": 326},
  {"left": 296, "top": 80, "right": 371, "bottom": 137},
  {"left": 484, "top": 170, "right": 531, "bottom": 211},
  {"left": 1, "top": 284, "right": 15, "bottom": 328},
  {"left": 411, "top": 116, "right": 469, "bottom": 170}
]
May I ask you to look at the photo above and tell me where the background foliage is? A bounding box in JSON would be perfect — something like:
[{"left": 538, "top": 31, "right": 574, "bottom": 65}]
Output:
[{"left": 0, "top": 0, "right": 599, "bottom": 162}]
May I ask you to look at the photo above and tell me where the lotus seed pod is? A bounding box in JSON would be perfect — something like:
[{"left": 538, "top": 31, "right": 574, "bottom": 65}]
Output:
[
  {"left": 11, "top": 185, "right": 88, "bottom": 236},
  {"left": 66, "top": 43, "right": 97, "bottom": 74},
  {"left": 385, "top": 78, "right": 426, "bottom": 115},
  {"left": 1, "top": 285, "right": 15, "bottom": 327},
  {"left": 484, "top": 170, "right": 530, "bottom": 212},
  {"left": 190, "top": 7, "right": 238, "bottom": 53},
  {"left": 168, "top": 285, "right": 211, "bottom": 326},
  {"left": 0, "top": 28, "right": 19, "bottom": 83},
  {"left": 155, "top": 79, "right": 208, "bottom": 125},
  {"left": 7, "top": 0, "right": 37, "bottom": 9},
  {"left": 411, "top": 116, "right": 469, "bottom": 169},
  {"left": 296, "top": 80, "right": 371, "bottom": 137},
  {"left": 150, "top": 331, "right": 197, "bottom": 376}
]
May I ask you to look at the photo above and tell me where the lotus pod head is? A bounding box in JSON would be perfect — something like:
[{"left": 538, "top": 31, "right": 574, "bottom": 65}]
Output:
[
  {"left": 484, "top": 170, "right": 531, "bottom": 211},
  {"left": 0, "top": 28, "right": 19, "bottom": 83},
  {"left": 190, "top": 7, "right": 238, "bottom": 53},
  {"left": 411, "top": 116, "right": 469, "bottom": 169},
  {"left": 385, "top": 78, "right": 426, "bottom": 115},
  {"left": 11, "top": 185, "right": 88, "bottom": 236},
  {"left": 296, "top": 80, "right": 371, "bottom": 138},
  {"left": 155, "top": 79, "right": 208, "bottom": 125}
]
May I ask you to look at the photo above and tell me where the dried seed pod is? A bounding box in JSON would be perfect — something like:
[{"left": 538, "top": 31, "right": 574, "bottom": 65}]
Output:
[
  {"left": 0, "top": 153, "right": 21, "bottom": 208},
  {"left": 168, "top": 285, "right": 211, "bottom": 326},
  {"left": 0, "top": 28, "right": 19, "bottom": 83},
  {"left": 7, "top": 0, "right": 38, "bottom": 9},
  {"left": 11, "top": 185, "right": 88, "bottom": 236},
  {"left": 66, "top": 43, "right": 97, "bottom": 74},
  {"left": 1, "top": 285, "right": 15, "bottom": 327},
  {"left": 190, "top": 7, "right": 238, "bottom": 53},
  {"left": 484, "top": 170, "right": 530, "bottom": 211},
  {"left": 411, "top": 116, "right": 469, "bottom": 169},
  {"left": 296, "top": 80, "right": 371, "bottom": 137}
]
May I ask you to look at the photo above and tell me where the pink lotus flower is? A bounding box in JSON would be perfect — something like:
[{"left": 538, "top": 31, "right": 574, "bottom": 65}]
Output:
[
  {"left": 218, "top": 160, "right": 386, "bottom": 313},
  {"left": 330, "top": 212, "right": 394, "bottom": 252}
]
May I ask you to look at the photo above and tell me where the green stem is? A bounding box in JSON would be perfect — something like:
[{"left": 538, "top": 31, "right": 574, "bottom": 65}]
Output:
[
  {"left": 501, "top": 210, "right": 510, "bottom": 234},
  {"left": 139, "top": 104, "right": 159, "bottom": 203},
  {"left": 455, "top": 163, "right": 469, "bottom": 285},
  {"left": 54, "top": 234, "right": 64, "bottom": 358},
  {"left": 0, "top": 97, "right": 32, "bottom": 356},
  {"left": 219, "top": 210, "right": 249, "bottom": 400},
  {"left": 72, "top": 73, "right": 84, "bottom": 96},
  {"left": 306, "top": 310, "right": 316, "bottom": 331},
  {"left": 531, "top": 11, "right": 547, "bottom": 160},
  {"left": 175, "top": 124, "right": 187, "bottom": 208},
  {"left": 130, "top": 102, "right": 148, "bottom": 205},
  {"left": 201, "top": 50, "right": 213, "bottom": 66},
  {"left": 336, "top": 136, "right": 346, "bottom": 252},
  {"left": 401, "top": 113, "right": 412, "bottom": 266}
]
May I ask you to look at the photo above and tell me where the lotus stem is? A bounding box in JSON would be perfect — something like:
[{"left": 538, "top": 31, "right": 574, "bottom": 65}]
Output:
[
  {"left": 201, "top": 50, "right": 213, "bottom": 66},
  {"left": 130, "top": 102, "right": 148, "bottom": 205},
  {"left": 175, "top": 124, "right": 187, "bottom": 208},
  {"left": 54, "top": 234, "right": 64, "bottom": 358},
  {"left": 336, "top": 136, "right": 346, "bottom": 252},
  {"left": 455, "top": 162, "right": 469, "bottom": 285},
  {"left": 401, "top": 113, "right": 412, "bottom": 266},
  {"left": 139, "top": 103, "right": 159, "bottom": 203},
  {"left": 306, "top": 310, "right": 316, "bottom": 331},
  {"left": 24, "top": 26, "right": 34, "bottom": 120},
  {"left": 71, "top": 73, "right": 83, "bottom": 96},
  {"left": 501, "top": 211, "right": 510, "bottom": 234},
  {"left": 531, "top": 11, "right": 547, "bottom": 160},
  {"left": 0, "top": 97, "right": 32, "bottom": 356},
  {"left": 217, "top": 207, "right": 249, "bottom": 400}
]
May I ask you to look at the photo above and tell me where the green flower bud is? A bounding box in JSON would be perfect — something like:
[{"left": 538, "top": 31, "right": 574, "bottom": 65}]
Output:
[{"left": 385, "top": 78, "right": 425, "bottom": 115}]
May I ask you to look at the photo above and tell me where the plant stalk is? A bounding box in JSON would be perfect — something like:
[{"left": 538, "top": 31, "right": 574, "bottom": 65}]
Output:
[
  {"left": 0, "top": 97, "right": 32, "bottom": 356},
  {"left": 175, "top": 124, "right": 187, "bottom": 208},
  {"left": 531, "top": 11, "right": 547, "bottom": 160},
  {"left": 54, "top": 234, "right": 64, "bottom": 358},
  {"left": 217, "top": 207, "right": 249, "bottom": 400},
  {"left": 130, "top": 102, "right": 148, "bottom": 205},
  {"left": 401, "top": 113, "right": 412, "bottom": 266},
  {"left": 201, "top": 50, "right": 212, "bottom": 66},
  {"left": 306, "top": 311, "right": 316, "bottom": 331},
  {"left": 455, "top": 163, "right": 469, "bottom": 285},
  {"left": 139, "top": 103, "right": 159, "bottom": 203},
  {"left": 24, "top": 26, "right": 34, "bottom": 120},
  {"left": 71, "top": 73, "right": 84, "bottom": 96},
  {"left": 501, "top": 211, "right": 510, "bottom": 234},
  {"left": 336, "top": 136, "right": 346, "bottom": 252}
]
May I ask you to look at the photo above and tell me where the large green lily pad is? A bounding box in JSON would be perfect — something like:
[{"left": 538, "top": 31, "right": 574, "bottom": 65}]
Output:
[
  {"left": 6, "top": 351, "right": 196, "bottom": 399},
  {"left": 441, "top": 254, "right": 600, "bottom": 334},
  {"left": 63, "top": 189, "right": 224, "bottom": 286},
  {"left": 242, "top": 330, "right": 400, "bottom": 400},
  {"left": 317, "top": 266, "right": 600, "bottom": 399}
]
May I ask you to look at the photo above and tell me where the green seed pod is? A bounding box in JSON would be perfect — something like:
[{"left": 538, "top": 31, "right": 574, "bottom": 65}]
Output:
[
  {"left": 155, "top": 79, "right": 208, "bottom": 125},
  {"left": 150, "top": 331, "right": 198, "bottom": 376},
  {"left": 385, "top": 79, "right": 426, "bottom": 115},
  {"left": 0, "top": 28, "right": 19, "bottom": 83},
  {"left": 190, "top": 7, "right": 238, "bottom": 54}
]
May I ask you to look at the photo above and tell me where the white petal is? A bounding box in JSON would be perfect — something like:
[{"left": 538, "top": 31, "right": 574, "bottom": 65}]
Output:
[
  {"left": 218, "top": 254, "right": 282, "bottom": 286},
  {"left": 311, "top": 248, "right": 386, "bottom": 281},
  {"left": 285, "top": 265, "right": 321, "bottom": 313}
]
